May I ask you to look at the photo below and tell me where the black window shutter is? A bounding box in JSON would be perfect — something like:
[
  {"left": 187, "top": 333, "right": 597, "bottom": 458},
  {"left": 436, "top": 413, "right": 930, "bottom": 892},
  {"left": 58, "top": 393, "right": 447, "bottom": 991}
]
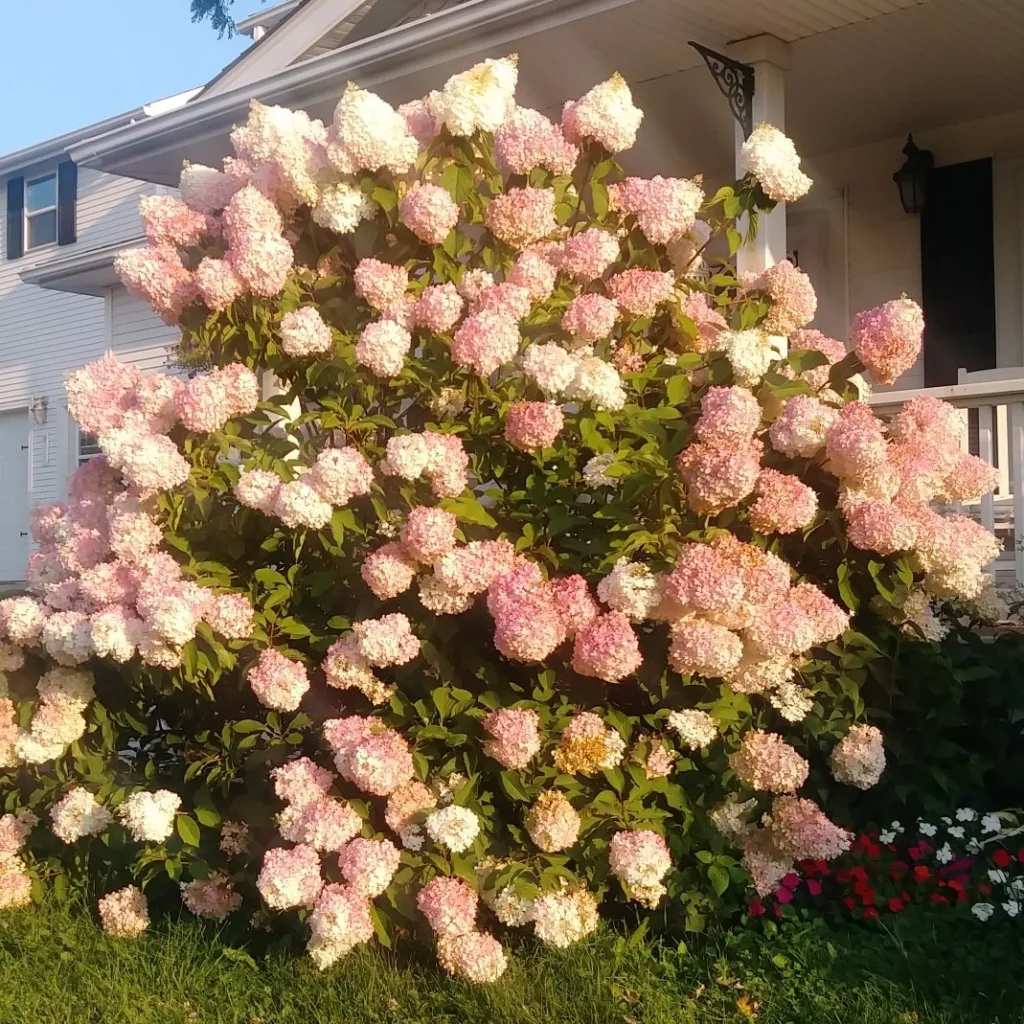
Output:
[
  {"left": 57, "top": 160, "right": 77, "bottom": 246},
  {"left": 6, "top": 176, "right": 24, "bottom": 260}
]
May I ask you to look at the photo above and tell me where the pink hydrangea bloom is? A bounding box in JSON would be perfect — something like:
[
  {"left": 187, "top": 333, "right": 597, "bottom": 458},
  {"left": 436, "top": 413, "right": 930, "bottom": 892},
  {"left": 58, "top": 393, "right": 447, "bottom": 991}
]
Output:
[
  {"left": 851, "top": 297, "right": 924, "bottom": 385},
  {"left": 482, "top": 708, "right": 541, "bottom": 769},
  {"left": 668, "top": 618, "right": 743, "bottom": 678},
  {"left": 609, "top": 176, "right": 703, "bottom": 245},
  {"left": 561, "top": 74, "right": 643, "bottom": 153},
  {"left": 257, "top": 844, "right": 323, "bottom": 909},
  {"left": 279, "top": 307, "right": 333, "bottom": 357},
  {"left": 361, "top": 542, "right": 417, "bottom": 600},
  {"left": 504, "top": 401, "right": 564, "bottom": 451},
  {"left": 181, "top": 872, "right": 242, "bottom": 921},
  {"left": 328, "top": 83, "right": 418, "bottom": 174},
  {"left": 354, "top": 258, "right": 409, "bottom": 311},
  {"left": 0, "top": 596, "right": 47, "bottom": 646},
  {"left": 195, "top": 257, "right": 246, "bottom": 311},
  {"left": 398, "top": 98, "right": 440, "bottom": 147},
  {"left": 678, "top": 291, "right": 728, "bottom": 350},
  {"left": 179, "top": 162, "right": 240, "bottom": 214},
  {"left": 385, "top": 780, "right": 436, "bottom": 839},
  {"left": 769, "top": 394, "right": 838, "bottom": 459},
  {"left": 844, "top": 499, "right": 918, "bottom": 555},
  {"left": 398, "top": 507, "right": 456, "bottom": 565},
  {"left": 399, "top": 184, "right": 460, "bottom": 245},
  {"left": 434, "top": 540, "right": 516, "bottom": 597},
  {"left": 562, "top": 293, "right": 619, "bottom": 343},
  {"left": 769, "top": 796, "right": 852, "bottom": 861},
  {"left": 351, "top": 613, "right": 420, "bottom": 667},
  {"left": 571, "top": 611, "right": 642, "bottom": 682},
  {"left": 139, "top": 194, "right": 212, "bottom": 249},
  {"left": 550, "top": 574, "right": 600, "bottom": 637},
  {"left": 416, "top": 876, "right": 478, "bottom": 936},
  {"left": 422, "top": 432, "right": 470, "bottom": 498},
  {"left": 98, "top": 885, "right": 150, "bottom": 937},
  {"left": 356, "top": 320, "right": 412, "bottom": 377},
  {"left": 248, "top": 649, "right": 310, "bottom": 712},
  {"left": 338, "top": 728, "right": 415, "bottom": 797},
  {"left": 272, "top": 756, "right": 335, "bottom": 806},
  {"left": 307, "top": 882, "right": 375, "bottom": 969},
  {"left": 508, "top": 250, "right": 557, "bottom": 302},
  {"left": 825, "top": 402, "right": 888, "bottom": 480},
  {"left": 521, "top": 343, "right": 578, "bottom": 395},
  {"left": 730, "top": 729, "right": 809, "bottom": 794},
  {"left": 788, "top": 583, "right": 849, "bottom": 645},
  {"left": 234, "top": 468, "right": 282, "bottom": 514},
  {"left": 226, "top": 230, "right": 293, "bottom": 297},
  {"left": 307, "top": 447, "right": 373, "bottom": 506},
  {"left": 451, "top": 312, "right": 520, "bottom": 376},
  {"left": 560, "top": 229, "right": 620, "bottom": 281},
  {"left": 436, "top": 930, "right": 508, "bottom": 984},
  {"left": 696, "top": 386, "right": 762, "bottom": 443},
  {"left": 748, "top": 469, "right": 818, "bottom": 534},
  {"left": 469, "top": 282, "right": 532, "bottom": 323},
  {"left": 609, "top": 829, "right": 671, "bottom": 890},
  {"left": 115, "top": 246, "right": 197, "bottom": 323},
  {"left": 748, "top": 260, "right": 817, "bottom": 336},
  {"left": 485, "top": 187, "right": 556, "bottom": 248},
  {"left": 338, "top": 836, "right": 401, "bottom": 897},
  {"left": 606, "top": 269, "right": 675, "bottom": 319},
  {"left": 412, "top": 283, "right": 464, "bottom": 333},
  {"left": 494, "top": 107, "right": 578, "bottom": 175},
  {"left": 790, "top": 328, "right": 846, "bottom": 389},
  {"left": 677, "top": 438, "right": 762, "bottom": 514},
  {"left": 272, "top": 480, "right": 333, "bottom": 530}
]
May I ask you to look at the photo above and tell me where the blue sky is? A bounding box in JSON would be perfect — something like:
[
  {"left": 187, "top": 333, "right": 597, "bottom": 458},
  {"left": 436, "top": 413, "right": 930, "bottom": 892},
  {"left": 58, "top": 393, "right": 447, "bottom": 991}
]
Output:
[{"left": 0, "top": 2, "right": 252, "bottom": 154}]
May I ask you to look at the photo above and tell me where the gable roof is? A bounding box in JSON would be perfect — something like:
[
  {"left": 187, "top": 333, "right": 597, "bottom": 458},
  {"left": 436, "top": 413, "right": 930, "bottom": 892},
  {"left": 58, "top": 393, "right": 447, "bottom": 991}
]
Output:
[{"left": 201, "top": 0, "right": 475, "bottom": 100}]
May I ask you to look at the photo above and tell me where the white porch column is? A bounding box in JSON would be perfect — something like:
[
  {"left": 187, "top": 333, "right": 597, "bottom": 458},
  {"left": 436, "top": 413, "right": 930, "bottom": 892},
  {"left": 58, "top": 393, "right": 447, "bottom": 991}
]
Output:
[{"left": 727, "top": 35, "right": 793, "bottom": 276}]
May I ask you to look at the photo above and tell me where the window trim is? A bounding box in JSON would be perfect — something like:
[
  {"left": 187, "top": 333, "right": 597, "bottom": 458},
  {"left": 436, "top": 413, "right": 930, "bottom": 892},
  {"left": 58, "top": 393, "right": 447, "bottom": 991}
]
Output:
[
  {"left": 76, "top": 429, "right": 101, "bottom": 466},
  {"left": 24, "top": 172, "right": 58, "bottom": 251}
]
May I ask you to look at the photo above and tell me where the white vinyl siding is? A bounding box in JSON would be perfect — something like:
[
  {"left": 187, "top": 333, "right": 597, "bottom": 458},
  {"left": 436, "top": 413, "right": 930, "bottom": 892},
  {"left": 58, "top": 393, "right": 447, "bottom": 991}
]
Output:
[
  {"left": 110, "top": 288, "right": 181, "bottom": 373},
  {"left": 0, "top": 167, "right": 169, "bottom": 529}
]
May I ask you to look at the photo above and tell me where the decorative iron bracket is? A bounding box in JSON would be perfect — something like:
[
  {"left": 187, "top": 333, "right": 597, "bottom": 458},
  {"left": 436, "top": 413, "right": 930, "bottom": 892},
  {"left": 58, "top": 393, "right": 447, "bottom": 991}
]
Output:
[{"left": 689, "top": 41, "right": 755, "bottom": 138}]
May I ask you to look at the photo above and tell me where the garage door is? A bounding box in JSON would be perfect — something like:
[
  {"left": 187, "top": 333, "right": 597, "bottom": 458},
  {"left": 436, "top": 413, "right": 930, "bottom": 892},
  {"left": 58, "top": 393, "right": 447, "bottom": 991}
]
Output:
[{"left": 0, "top": 410, "right": 29, "bottom": 581}]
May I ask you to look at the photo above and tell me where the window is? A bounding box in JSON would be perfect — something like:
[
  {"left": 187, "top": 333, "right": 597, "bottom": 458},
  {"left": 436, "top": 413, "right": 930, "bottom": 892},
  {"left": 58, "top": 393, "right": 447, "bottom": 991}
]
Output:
[
  {"left": 77, "top": 432, "right": 101, "bottom": 465},
  {"left": 25, "top": 174, "right": 57, "bottom": 249}
]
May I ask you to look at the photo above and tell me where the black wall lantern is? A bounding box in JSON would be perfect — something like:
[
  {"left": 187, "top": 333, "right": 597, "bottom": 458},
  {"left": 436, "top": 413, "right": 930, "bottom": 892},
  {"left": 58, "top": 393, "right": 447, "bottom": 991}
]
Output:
[{"left": 893, "top": 134, "right": 934, "bottom": 214}]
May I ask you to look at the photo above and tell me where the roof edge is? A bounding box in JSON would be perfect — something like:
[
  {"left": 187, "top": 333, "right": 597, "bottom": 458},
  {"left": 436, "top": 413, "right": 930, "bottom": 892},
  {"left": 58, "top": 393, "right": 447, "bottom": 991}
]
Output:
[{"left": 70, "top": 0, "right": 637, "bottom": 176}]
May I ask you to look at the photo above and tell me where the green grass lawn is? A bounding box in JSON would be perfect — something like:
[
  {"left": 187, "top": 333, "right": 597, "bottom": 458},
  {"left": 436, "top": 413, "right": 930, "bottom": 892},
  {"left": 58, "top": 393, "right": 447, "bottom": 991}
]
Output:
[{"left": 0, "top": 900, "right": 1020, "bottom": 1024}]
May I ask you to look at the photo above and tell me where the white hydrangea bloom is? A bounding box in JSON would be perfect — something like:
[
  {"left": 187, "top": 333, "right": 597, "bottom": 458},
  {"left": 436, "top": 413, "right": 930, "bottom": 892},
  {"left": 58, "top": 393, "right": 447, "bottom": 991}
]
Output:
[
  {"left": 597, "top": 559, "right": 660, "bottom": 621},
  {"left": 739, "top": 124, "right": 812, "bottom": 203},
  {"left": 769, "top": 681, "right": 815, "bottom": 723},
  {"left": 424, "top": 805, "right": 480, "bottom": 853},
  {"left": 312, "top": 184, "right": 378, "bottom": 235},
  {"left": 51, "top": 787, "right": 113, "bottom": 843},
  {"left": 666, "top": 709, "right": 718, "bottom": 751},
  {"left": 429, "top": 57, "right": 518, "bottom": 136},
  {"left": 582, "top": 453, "right": 618, "bottom": 488},
  {"left": 117, "top": 790, "right": 181, "bottom": 843},
  {"left": 719, "top": 329, "right": 775, "bottom": 386},
  {"left": 566, "top": 356, "right": 627, "bottom": 411}
]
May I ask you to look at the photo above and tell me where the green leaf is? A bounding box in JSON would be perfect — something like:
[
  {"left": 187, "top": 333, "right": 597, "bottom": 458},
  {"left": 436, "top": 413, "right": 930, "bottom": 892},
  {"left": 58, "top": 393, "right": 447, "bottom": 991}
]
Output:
[
  {"left": 176, "top": 814, "right": 201, "bottom": 848},
  {"left": 440, "top": 494, "right": 497, "bottom": 528},
  {"left": 708, "top": 864, "right": 730, "bottom": 896},
  {"left": 500, "top": 771, "right": 530, "bottom": 802},
  {"left": 233, "top": 720, "right": 265, "bottom": 734},
  {"left": 666, "top": 374, "right": 690, "bottom": 406}
]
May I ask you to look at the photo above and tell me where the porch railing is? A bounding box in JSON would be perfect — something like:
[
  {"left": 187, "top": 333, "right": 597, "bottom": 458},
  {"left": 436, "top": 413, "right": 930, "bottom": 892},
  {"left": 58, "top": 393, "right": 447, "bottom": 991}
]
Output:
[{"left": 868, "top": 371, "right": 1024, "bottom": 585}]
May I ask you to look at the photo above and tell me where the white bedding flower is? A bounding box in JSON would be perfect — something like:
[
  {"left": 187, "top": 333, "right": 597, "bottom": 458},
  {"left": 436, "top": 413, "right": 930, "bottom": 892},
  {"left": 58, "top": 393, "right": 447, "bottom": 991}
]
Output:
[{"left": 971, "top": 902, "right": 995, "bottom": 922}]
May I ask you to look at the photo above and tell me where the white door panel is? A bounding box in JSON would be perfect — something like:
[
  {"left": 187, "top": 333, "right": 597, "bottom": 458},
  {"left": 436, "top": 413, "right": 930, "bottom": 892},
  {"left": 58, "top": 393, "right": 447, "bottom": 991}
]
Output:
[{"left": 0, "top": 410, "right": 30, "bottom": 581}]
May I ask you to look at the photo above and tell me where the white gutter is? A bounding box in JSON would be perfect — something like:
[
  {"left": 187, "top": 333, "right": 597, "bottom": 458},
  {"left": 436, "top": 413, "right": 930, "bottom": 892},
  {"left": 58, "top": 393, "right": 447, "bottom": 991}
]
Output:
[
  {"left": 236, "top": 0, "right": 303, "bottom": 37},
  {"left": 70, "top": 0, "right": 638, "bottom": 173}
]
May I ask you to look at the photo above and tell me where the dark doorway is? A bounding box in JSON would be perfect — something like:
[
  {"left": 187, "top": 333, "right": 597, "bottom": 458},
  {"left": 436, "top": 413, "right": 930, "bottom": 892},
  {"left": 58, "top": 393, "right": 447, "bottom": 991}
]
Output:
[{"left": 920, "top": 158, "right": 996, "bottom": 386}]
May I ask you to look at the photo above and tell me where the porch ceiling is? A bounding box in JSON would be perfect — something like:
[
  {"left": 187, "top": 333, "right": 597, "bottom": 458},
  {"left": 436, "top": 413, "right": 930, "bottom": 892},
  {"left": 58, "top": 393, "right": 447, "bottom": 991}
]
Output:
[{"left": 73, "top": 0, "right": 1024, "bottom": 184}]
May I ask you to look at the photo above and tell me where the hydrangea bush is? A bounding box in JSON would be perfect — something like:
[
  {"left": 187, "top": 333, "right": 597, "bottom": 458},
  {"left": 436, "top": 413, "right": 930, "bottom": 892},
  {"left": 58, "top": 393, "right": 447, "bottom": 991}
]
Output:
[{"left": 0, "top": 57, "right": 1008, "bottom": 979}]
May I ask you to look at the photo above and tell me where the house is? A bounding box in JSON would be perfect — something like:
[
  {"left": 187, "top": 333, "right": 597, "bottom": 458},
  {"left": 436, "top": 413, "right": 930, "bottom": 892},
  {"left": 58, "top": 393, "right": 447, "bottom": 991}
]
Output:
[
  {"left": 0, "top": 91, "right": 209, "bottom": 580},
  {"left": 6, "top": 0, "right": 1024, "bottom": 577}
]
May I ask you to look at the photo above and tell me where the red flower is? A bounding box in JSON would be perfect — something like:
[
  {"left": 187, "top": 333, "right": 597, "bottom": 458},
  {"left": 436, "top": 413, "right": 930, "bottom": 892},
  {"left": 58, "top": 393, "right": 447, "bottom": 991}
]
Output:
[
  {"left": 901, "top": 890, "right": 911, "bottom": 903},
  {"left": 850, "top": 866, "right": 869, "bottom": 883},
  {"left": 913, "top": 866, "right": 931, "bottom": 883},
  {"left": 843, "top": 896, "right": 856, "bottom": 911},
  {"left": 835, "top": 868, "right": 852, "bottom": 884},
  {"left": 956, "top": 889, "right": 970, "bottom": 905},
  {"left": 945, "top": 879, "right": 964, "bottom": 893},
  {"left": 908, "top": 845, "right": 922, "bottom": 862},
  {"left": 776, "top": 886, "right": 794, "bottom": 905},
  {"left": 807, "top": 879, "right": 822, "bottom": 897},
  {"left": 863, "top": 907, "right": 880, "bottom": 921},
  {"left": 748, "top": 899, "right": 766, "bottom": 918},
  {"left": 930, "top": 892, "right": 949, "bottom": 905},
  {"left": 918, "top": 839, "right": 933, "bottom": 854},
  {"left": 979, "top": 884, "right": 992, "bottom": 896},
  {"left": 1017, "top": 848, "right": 1024, "bottom": 863},
  {"left": 781, "top": 873, "right": 800, "bottom": 890},
  {"left": 888, "top": 897, "right": 904, "bottom": 913},
  {"left": 993, "top": 848, "right": 1012, "bottom": 869},
  {"left": 860, "top": 889, "right": 877, "bottom": 907},
  {"left": 891, "top": 860, "right": 910, "bottom": 875}
]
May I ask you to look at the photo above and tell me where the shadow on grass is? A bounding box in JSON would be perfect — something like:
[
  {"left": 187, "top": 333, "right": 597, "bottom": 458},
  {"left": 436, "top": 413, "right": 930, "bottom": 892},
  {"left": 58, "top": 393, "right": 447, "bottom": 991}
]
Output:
[{"left": 0, "top": 899, "right": 1020, "bottom": 1024}]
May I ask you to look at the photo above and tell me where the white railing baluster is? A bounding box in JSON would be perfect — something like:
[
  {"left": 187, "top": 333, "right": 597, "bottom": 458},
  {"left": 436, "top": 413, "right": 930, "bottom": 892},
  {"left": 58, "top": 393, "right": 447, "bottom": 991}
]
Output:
[
  {"left": 996, "top": 405, "right": 1011, "bottom": 496},
  {"left": 978, "top": 404, "right": 996, "bottom": 533},
  {"left": 1012, "top": 402, "right": 1024, "bottom": 585}
]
